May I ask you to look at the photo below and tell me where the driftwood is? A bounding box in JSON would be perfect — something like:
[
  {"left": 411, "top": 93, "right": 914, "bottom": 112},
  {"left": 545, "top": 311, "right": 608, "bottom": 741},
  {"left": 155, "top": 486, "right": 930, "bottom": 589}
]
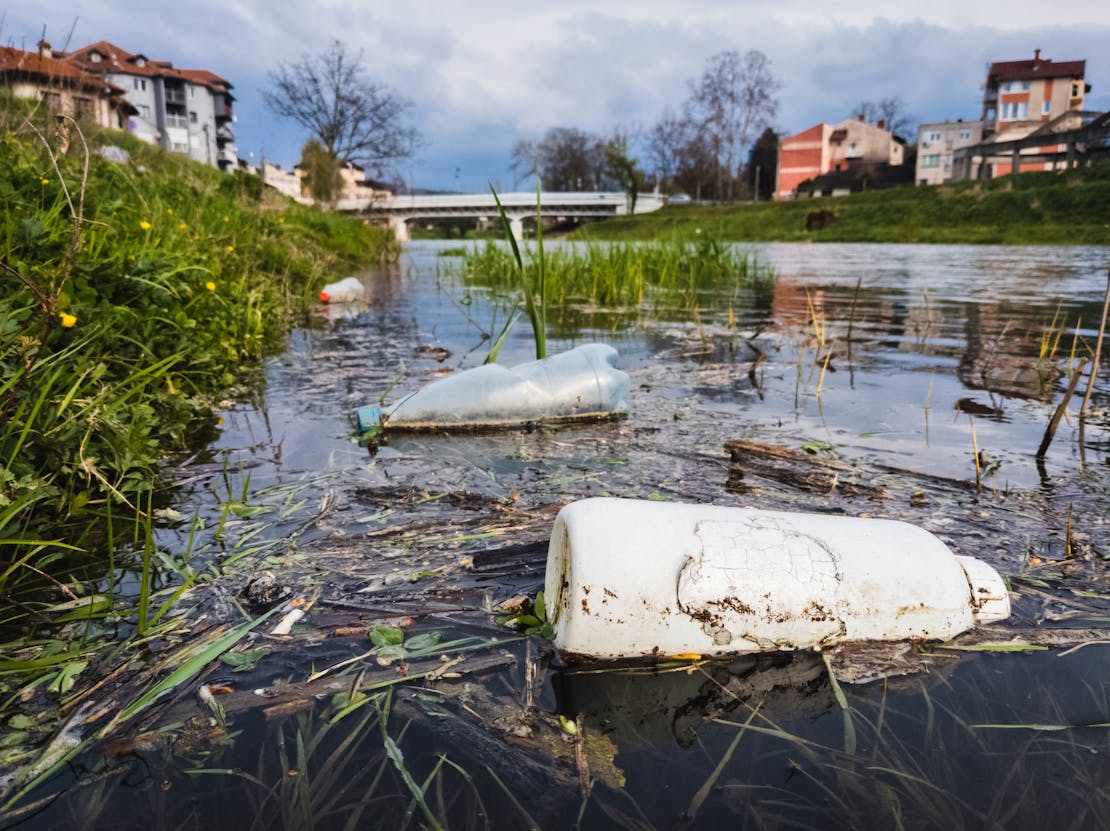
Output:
[{"left": 724, "top": 439, "right": 884, "bottom": 498}]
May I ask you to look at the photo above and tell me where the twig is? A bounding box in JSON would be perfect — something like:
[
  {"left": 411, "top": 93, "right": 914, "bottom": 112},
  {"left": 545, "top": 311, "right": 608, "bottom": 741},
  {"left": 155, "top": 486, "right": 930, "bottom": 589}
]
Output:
[
  {"left": 1036, "top": 357, "right": 1089, "bottom": 459},
  {"left": 1078, "top": 269, "right": 1109, "bottom": 423}
]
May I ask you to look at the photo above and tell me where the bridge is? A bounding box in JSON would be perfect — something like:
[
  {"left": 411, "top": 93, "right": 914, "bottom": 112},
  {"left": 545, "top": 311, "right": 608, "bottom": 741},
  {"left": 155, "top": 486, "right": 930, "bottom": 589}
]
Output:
[{"left": 336, "top": 191, "right": 666, "bottom": 241}]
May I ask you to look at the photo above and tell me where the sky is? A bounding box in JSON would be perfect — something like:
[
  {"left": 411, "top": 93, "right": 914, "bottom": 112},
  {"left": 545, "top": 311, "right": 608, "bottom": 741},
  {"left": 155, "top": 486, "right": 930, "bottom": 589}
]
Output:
[{"left": 5, "top": 2, "right": 1110, "bottom": 191}]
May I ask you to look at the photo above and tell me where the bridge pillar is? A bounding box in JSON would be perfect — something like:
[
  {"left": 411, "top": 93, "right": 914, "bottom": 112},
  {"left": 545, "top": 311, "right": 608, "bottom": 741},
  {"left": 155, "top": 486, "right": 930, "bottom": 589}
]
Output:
[
  {"left": 391, "top": 217, "right": 409, "bottom": 243},
  {"left": 508, "top": 216, "right": 524, "bottom": 242}
]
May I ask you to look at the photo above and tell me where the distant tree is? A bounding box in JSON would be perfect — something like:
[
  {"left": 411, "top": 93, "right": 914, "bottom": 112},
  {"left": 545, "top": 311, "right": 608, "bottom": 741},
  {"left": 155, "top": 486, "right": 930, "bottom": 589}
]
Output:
[
  {"left": 854, "top": 96, "right": 915, "bottom": 140},
  {"left": 264, "top": 40, "right": 420, "bottom": 177},
  {"left": 604, "top": 132, "right": 645, "bottom": 212},
  {"left": 745, "top": 127, "right": 779, "bottom": 201},
  {"left": 647, "top": 108, "right": 689, "bottom": 193},
  {"left": 674, "top": 132, "right": 718, "bottom": 203},
  {"left": 510, "top": 127, "right": 607, "bottom": 191},
  {"left": 298, "top": 139, "right": 342, "bottom": 206},
  {"left": 685, "top": 50, "right": 780, "bottom": 201}
]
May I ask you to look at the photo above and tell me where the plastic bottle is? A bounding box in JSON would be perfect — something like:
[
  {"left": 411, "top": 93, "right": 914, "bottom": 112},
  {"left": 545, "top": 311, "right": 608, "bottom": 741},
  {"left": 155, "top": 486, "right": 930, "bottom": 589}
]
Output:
[
  {"left": 544, "top": 498, "right": 1011, "bottom": 659},
  {"left": 355, "top": 343, "right": 630, "bottom": 432},
  {"left": 319, "top": 276, "right": 366, "bottom": 303}
]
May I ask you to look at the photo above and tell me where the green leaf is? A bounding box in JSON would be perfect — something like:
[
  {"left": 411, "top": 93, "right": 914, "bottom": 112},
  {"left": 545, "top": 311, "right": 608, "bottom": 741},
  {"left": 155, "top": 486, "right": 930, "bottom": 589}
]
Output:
[
  {"left": 534, "top": 591, "right": 546, "bottom": 623},
  {"left": 404, "top": 632, "right": 442, "bottom": 652},
  {"left": 48, "top": 661, "right": 87, "bottom": 695},
  {"left": 376, "top": 644, "right": 407, "bottom": 665},
  {"left": 219, "top": 647, "right": 271, "bottom": 672},
  {"left": 370, "top": 626, "right": 405, "bottom": 647}
]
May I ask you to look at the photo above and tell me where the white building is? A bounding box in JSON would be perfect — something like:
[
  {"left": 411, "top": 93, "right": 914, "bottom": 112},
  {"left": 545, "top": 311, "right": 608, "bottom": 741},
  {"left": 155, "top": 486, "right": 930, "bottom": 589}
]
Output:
[
  {"left": 63, "top": 41, "right": 237, "bottom": 171},
  {"left": 915, "top": 120, "right": 984, "bottom": 185}
]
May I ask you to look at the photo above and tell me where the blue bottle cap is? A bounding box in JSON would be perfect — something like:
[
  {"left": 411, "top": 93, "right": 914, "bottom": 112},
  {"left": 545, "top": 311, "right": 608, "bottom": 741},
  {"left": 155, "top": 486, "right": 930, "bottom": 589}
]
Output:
[{"left": 354, "top": 406, "right": 383, "bottom": 434}]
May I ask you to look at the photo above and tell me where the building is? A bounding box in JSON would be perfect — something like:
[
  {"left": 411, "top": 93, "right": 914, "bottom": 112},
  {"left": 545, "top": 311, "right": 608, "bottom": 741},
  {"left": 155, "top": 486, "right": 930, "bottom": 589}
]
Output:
[
  {"left": 775, "top": 117, "right": 905, "bottom": 199},
  {"left": 0, "top": 41, "right": 133, "bottom": 129},
  {"left": 950, "top": 51, "right": 1096, "bottom": 179},
  {"left": 981, "top": 50, "right": 1088, "bottom": 137},
  {"left": 915, "top": 120, "right": 984, "bottom": 184},
  {"left": 61, "top": 41, "right": 237, "bottom": 171}
]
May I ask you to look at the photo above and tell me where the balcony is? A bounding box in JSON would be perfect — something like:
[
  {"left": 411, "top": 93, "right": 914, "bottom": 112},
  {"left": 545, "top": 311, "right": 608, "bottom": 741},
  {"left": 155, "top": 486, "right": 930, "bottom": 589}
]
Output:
[
  {"left": 165, "top": 114, "right": 188, "bottom": 129},
  {"left": 165, "top": 87, "right": 186, "bottom": 106}
]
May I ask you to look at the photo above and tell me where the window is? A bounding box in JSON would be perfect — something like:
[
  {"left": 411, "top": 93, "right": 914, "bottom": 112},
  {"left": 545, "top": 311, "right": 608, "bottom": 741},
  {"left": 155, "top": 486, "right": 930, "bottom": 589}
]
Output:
[
  {"left": 1002, "top": 101, "right": 1028, "bottom": 120},
  {"left": 1002, "top": 80, "right": 1030, "bottom": 93},
  {"left": 133, "top": 78, "right": 147, "bottom": 92},
  {"left": 959, "top": 129, "right": 972, "bottom": 141},
  {"left": 926, "top": 131, "right": 942, "bottom": 143},
  {"left": 140, "top": 104, "right": 151, "bottom": 118},
  {"left": 189, "top": 111, "right": 198, "bottom": 123},
  {"left": 189, "top": 86, "right": 195, "bottom": 98},
  {"left": 1072, "top": 83, "right": 1080, "bottom": 97},
  {"left": 922, "top": 154, "right": 941, "bottom": 168},
  {"left": 90, "top": 52, "right": 102, "bottom": 63},
  {"left": 1042, "top": 100, "right": 1051, "bottom": 115}
]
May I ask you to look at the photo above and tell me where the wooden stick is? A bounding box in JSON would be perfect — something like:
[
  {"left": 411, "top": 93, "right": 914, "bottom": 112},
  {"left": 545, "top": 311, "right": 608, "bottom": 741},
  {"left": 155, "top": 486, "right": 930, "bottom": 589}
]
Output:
[
  {"left": 1078, "top": 269, "right": 1109, "bottom": 422},
  {"left": 1036, "top": 357, "right": 1089, "bottom": 459}
]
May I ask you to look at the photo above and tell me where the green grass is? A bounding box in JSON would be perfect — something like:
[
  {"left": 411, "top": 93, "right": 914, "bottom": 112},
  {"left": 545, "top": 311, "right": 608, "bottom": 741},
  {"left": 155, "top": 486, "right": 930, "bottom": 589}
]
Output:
[
  {"left": 459, "top": 232, "right": 776, "bottom": 315},
  {"left": 0, "top": 94, "right": 395, "bottom": 603},
  {"left": 573, "top": 164, "right": 1110, "bottom": 244}
]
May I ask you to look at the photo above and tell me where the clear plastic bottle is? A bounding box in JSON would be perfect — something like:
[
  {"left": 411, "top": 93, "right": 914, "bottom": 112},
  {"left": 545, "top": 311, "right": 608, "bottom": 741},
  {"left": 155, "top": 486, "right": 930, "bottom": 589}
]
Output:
[
  {"left": 545, "top": 498, "right": 1011, "bottom": 658},
  {"left": 355, "top": 343, "right": 630, "bottom": 432},
  {"left": 319, "top": 276, "right": 366, "bottom": 303}
]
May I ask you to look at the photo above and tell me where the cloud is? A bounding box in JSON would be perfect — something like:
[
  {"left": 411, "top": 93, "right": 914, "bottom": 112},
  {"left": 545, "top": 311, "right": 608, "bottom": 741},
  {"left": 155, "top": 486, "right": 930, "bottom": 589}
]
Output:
[{"left": 3, "top": 2, "right": 1109, "bottom": 190}]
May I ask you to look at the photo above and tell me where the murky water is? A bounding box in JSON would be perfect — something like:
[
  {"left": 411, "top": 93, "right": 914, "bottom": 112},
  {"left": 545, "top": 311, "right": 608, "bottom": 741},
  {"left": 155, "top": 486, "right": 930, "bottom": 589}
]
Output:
[{"left": 6, "top": 241, "right": 1108, "bottom": 829}]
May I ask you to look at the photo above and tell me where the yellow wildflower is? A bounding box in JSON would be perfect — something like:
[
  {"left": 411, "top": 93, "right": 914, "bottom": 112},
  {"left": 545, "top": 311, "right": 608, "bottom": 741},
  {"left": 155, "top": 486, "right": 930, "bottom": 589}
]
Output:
[
  {"left": 206, "top": 281, "right": 216, "bottom": 292},
  {"left": 166, "top": 207, "right": 174, "bottom": 214},
  {"left": 277, "top": 216, "right": 285, "bottom": 224},
  {"left": 139, "top": 220, "right": 152, "bottom": 231},
  {"left": 222, "top": 215, "right": 230, "bottom": 222},
  {"left": 59, "top": 312, "right": 77, "bottom": 328},
  {"left": 40, "top": 177, "right": 49, "bottom": 185},
  {"left": 225, "top": 245, "right": 235, "bottom": 253},
  {"left": 178, "top": 222, "right": 187, "bottom": 230}
]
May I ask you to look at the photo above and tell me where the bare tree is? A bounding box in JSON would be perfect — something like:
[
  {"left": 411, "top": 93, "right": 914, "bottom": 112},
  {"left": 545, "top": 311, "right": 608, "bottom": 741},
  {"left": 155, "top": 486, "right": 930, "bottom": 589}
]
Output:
[
  {"left": 647, "top": 108, "right": 689, "bottom": 193},
  {"left": 264, "top": 40, "right": 420, "bottom": 176},
  {"left": 510, "top": 127, "right": 607, "bottom": 191},
  {"left": 854, "top": 96, "right": 915, "bottom": 139},
  {"left": 686, "top": 50, "right": 780, "bottom": 201}
]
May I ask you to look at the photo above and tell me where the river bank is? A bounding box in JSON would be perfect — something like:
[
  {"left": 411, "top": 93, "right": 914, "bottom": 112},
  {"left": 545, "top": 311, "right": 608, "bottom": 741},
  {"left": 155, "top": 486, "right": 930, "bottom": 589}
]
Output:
[
  {"left": 572, "top": 165, "right": 1110, "bottom": 245},
  {"left": 3, "top": 241, "right": 1106, "bottom": 828}
]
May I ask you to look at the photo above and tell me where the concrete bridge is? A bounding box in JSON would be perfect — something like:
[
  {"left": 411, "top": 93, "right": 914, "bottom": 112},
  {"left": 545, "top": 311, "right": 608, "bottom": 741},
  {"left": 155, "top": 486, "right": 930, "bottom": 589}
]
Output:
[{"left": 336, "top": 191, "right": 665, "bottom": 241}]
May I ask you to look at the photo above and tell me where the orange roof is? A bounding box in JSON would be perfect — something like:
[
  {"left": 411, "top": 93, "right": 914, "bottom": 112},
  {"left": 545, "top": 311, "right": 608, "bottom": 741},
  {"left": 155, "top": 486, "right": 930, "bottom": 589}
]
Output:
[
  {"left": 64, "top": 41, "right": 232, "bottom": 94},
  {"left": 0, "top": 45, "right": 106, "bottom": 87}
]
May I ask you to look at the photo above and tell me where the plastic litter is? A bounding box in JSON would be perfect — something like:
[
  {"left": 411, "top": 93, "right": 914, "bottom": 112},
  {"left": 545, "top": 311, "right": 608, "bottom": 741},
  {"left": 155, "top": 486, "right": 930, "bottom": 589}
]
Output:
[
  {"left": 544, "top": 497, "right": 1011, "bottom": 659},
  {"left": 319, "top": 276, "right": 366, "bottom": 303},
  {"left": 355, "top": 343, "right": 630, "bottom": 433}
]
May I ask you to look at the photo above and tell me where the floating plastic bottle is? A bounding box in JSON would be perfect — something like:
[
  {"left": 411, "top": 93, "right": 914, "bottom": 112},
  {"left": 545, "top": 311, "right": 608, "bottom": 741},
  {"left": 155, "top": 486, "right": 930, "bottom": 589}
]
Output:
[
  {"left": 544, "top": 498, "right": 1011, "bottom": 659},
  {"left": 319, "top": 276, "right": 366, "bottom": 303},
  {"left": 355, "top": 343, "right": 630, "bottom": 433}
]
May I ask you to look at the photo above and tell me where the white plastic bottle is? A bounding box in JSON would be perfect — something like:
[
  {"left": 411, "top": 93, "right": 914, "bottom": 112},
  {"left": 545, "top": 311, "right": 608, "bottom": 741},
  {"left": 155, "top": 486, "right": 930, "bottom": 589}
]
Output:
[
  {"left": 319, "top": 276, "right": 366, "bottom": 303},
  {"left": 544, "top": 498, "right": 1011, "bottom": 659},
  {"left": 355, "top": 343, "right": 630, "bottom": 432}
]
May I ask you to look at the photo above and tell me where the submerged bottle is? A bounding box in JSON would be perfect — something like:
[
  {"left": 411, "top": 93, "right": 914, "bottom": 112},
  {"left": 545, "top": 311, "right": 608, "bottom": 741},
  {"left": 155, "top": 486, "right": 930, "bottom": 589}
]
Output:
[
  {"left": 544, "top": 498, "right": 1011, "bottom": 659},
  {"left": 319, "top": 276, "right": 366, "bottom": 303},
  {"left": 355, "top": 343, "right": 630, "bottom": 432}
]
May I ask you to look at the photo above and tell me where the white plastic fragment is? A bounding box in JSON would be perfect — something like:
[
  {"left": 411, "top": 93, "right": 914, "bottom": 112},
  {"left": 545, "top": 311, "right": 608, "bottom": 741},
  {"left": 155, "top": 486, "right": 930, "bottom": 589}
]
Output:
[
  {"left": 319, "top": 276, "right": 366, "bottom": 303},
  {"left": 355, "top": 343, "right": 630, "bottom": 432},
  {"left": 544, "top": 498, "right": 1011, "bottom": 659}
]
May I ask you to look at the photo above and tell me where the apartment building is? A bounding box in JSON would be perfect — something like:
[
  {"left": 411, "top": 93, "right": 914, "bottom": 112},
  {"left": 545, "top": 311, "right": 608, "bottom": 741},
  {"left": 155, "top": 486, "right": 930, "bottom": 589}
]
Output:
[
  {"left": 62, "top": 41, "right": 237, "bottom": 171},
  {"left": 775, "top": 117, "right": 905, "bottom": 199},
  {"left": 981, "top": 50, "right": 1088, "bottom": 137},
  {"left": 0, "top": 41, "right": 133, "bottom": 128},
  {"left": 915, "top": 120, "right": 984, "bottom": 184}
]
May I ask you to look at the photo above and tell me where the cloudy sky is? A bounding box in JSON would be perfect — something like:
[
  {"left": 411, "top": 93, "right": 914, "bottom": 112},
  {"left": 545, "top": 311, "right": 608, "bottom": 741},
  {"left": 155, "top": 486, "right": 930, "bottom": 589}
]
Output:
[{"left": 6, "top": 2, "right": 1110, "bottom": 190}]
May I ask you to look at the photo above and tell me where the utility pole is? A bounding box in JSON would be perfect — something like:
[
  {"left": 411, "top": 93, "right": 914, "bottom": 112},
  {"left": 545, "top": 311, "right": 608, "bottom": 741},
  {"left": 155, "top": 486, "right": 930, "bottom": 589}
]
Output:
[{"left": 754, "top": 165, "right": 761, "bottom": 202}]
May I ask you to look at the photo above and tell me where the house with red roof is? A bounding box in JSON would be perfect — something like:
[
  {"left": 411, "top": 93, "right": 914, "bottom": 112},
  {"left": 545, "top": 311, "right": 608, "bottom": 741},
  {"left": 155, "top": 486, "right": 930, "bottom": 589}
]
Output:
[
  {"left": 774, "top": 116, "right": 905, "bottom": 199},
  {"left": 61, "top": 41, "right": 238, "bottom": 171},
  {"left": 0, "top": 41, "right": 134, "bottom": 129}
]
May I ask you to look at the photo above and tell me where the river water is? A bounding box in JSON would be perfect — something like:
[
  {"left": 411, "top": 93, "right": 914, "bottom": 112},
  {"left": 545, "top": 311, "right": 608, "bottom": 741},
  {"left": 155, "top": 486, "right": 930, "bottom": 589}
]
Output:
[{"left": 8, "top": 241, "right": 1108, "bottom": 830}]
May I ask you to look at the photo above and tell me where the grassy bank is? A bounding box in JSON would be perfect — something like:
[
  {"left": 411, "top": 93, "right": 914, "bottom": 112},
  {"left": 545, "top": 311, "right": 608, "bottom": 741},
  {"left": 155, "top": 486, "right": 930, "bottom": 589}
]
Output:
[
  {"left": 0, "top": 100, "right": 394, "bottom": 601},
  {"left": 574, "top": 164, "right": 1110, "bottom": 244}
]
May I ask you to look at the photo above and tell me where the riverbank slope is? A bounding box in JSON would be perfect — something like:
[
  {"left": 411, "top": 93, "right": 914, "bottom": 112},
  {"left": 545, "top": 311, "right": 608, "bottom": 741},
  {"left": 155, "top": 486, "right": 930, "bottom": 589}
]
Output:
[{"left": 574, "top": 165, "right": 1110, "bottom": 245}]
